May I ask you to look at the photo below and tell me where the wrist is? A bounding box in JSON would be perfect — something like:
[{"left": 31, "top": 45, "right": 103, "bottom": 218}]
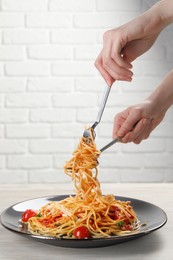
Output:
[
  {"left": 151, "top": 0, "right": 173, "bottom": 28},
  {"left": 147, "top": 70, "right": 173, "bottom": 114}
]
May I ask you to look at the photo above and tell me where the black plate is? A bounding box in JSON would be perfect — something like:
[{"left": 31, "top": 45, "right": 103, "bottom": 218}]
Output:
[{"left": 0, "top": 195, "right": 167, "bottom": 248}]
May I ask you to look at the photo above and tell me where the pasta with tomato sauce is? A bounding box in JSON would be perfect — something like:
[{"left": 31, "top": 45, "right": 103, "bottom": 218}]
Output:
[{"left": 20, "top": 128, "right": 140, "bottom": 239}]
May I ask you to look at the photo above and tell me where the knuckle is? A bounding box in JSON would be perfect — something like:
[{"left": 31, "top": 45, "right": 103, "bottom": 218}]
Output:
[
  {"left": 102, "top": 56, "right": 110, "bottom": 68},
  {"left": 103, "top": 30, "right": 112, "bottom": 41},
  {"left": 94, "top": 59, "right": 99, "bottom": 69},
  {"left": 133, "top": 139, "right": 141, "bottom": 144}
]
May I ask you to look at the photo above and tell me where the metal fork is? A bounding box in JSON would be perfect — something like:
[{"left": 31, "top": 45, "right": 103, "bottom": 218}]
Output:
[
  {"left": 100, "top": 137, "right": 119, "bottom": 152},
  {"left": 83, "top": 85, "right": 111, "bottom": 139}
]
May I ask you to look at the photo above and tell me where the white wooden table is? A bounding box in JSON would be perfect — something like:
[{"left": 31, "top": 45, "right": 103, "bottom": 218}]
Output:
[{"left": 0, "top": 183, "right": 172, "bottom": 260}]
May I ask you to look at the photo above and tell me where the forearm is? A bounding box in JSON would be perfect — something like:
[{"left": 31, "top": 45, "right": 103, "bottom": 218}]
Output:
[
  {"left": 147, "top": 70, "right": 173, "bottom": 114},
  {"left": 152, "top": 0, "right": 173, "bottom": 27},
  {"left": 127, "top": 0, "right": 173, "bottom": 36}
]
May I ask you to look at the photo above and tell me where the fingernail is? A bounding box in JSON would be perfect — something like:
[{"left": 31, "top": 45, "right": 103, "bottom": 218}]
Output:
[
  {"left": 126, "top": 77, "right": 132, "bottom": 82},
  {"left": 105, "top": 78, "right": 112, "bottom": 87},
  {"left": 117, "top": 129, "right": 126, "bottom": 137}
]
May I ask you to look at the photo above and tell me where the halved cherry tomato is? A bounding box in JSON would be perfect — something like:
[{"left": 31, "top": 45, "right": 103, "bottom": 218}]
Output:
[
  {"left": 114, "top": 207, "right": 121, "bottom": 220},
  {"left": 73, "top": 226, "right": 91, "bottom": 239},
  {"left": 21, "top": 209, "right": 37, "bottom": 222},
  {"left": 121, "top": 224, "right": 133, "bottom": 231}
]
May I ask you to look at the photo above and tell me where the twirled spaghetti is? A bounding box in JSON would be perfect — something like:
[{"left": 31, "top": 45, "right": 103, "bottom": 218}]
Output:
[{"left": 20, "top": 128, "right": 140, "bottom": 239}]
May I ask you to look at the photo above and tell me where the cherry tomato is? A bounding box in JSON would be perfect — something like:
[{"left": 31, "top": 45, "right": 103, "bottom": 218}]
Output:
[
  {"left": 73, "top": 226, "right": 91, "bottom": 239},
  {"left": 121, "top": 224, "right": 133, "bottom": 231},
  {"left": 114, "top": 207, "right": 121, "bottom": 220},
  {"left": 21, "top": 209, "right": 37, "bottom": 222}
]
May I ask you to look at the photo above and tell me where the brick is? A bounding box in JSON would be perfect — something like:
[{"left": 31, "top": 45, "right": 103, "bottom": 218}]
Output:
[
  {"left": 166, "top": 139, "right": 173, "bottom": 152},
  {"left": 2, "top": 0, "right": 47, "bottom": 11},
  {"left": 0, "top": 156, "right": 5, "bottom": 168},
  {"left": 6, "top": 125, "right": 50, "bottom": 138},
  {"left": 165, "top": 169, "right": 173, "bottom": 182},
  {"left": 29, "top": 139, "right": 75, "bottom": 154},
  {"left": 3, "top": 30, "right": 49, "bottom": 44},
  {"left": 152, "top": 122, "right": 173, "bottom": 137},
  {"left": 0, "top": 13, "right": 24, "bottom": 27},
  {"left": 101, "top": 107, "right": 123, "bottom": 122},
  {"left": 165, "top": 106, "right": 173, "bottom": 122},
  {"left": 0, "top": 63, "right": 3, "bottom": 76},
  {"left": 26, "top": 13, "right": 72, "bottom": 28},
  {"left": 120, "top": 169, "right": 164, "bottom": 183},
  {"left": 0, "top": 126, "right": 4, "bottom": 138},
  {"left": 0, "top": 140, "right": 26, "bottom": 154},
  {"left": 29, "top": 170, "right": 70, "bottom": 183},
  {"left": 98, "top": 169, "right": 120, "bottom": 183},
  {"left": 0, "top": 78, "right": 25, "bottom": 92},
  {"left": 51, "top": 29, "right": 96, "bottom": 44},
  {"left": 74, "top": 13, "right": 119, "bottom": 28},
  {"left": 122, "top": 138, "right": 165, "bottom": 153},
  {"left": 5, "top": 94, "right": 50, "bottom": 108},
  {"left": 120, "top": 12, "right": 142, "bottom": 24},
  {"left": 0, "top": 94, "right": 3, "bottom": 107},
  {"left": 100, "top": 153, "right": 173, "bottom": 168},
  {"left": 74, "top": 45, "right": 101, "bottom": 60},
  {"left": 0, "top": 170, "right": 27, "bottom": 183},
  {"left": 52, "top": 123, "right": 84, "bottom": 138},
  {"left": 0, "top": 109, "right": 27, "bottom": 123},
  {"left": 75, "top": 77, "right": 105, "bottom": 92},
  {"left": 99, "top": 153, "right": 142, "bottom": 168},
  {"left": 158, "top": 27, "right": 173, "bottom": 46},
  {"left": 105, "top": 92, "right": 146, "bottom": 107},
  {"left": 0, "top": 46, "right": 24, "bottom": 60},
  {"left": 30, "top": 109, "right": 75, "bottom": 123},
  {"left": 27, "top": 78, "right": 73, "bottom": 92},
  {"left": 54, "top": 154, "right": 73, "bottom": 169},
  {"left": 96, "top": 0, "right": 141, "bottom": 11},
  {"left": 27, "top": 45, "right": 73, "bottom": 60},
  {"left": 142, "top": 60, "right": 173, "bottom": 77},
  {"left": 121, "top": 76, "right": 160, "bottom": 92},
  {"left": 131, "top": 60, "right": 145, "bottom": 77},
  {"left": 7, "top": 155, "right": 52, "bottom": 169},
  {"left": 49, "top": 0, "right": 95, "bottom": 11},
  {"left": 76, "top": 107, "right": 98, "bottom": 123},
  {"left": 52, "top": 61, "right": 95, "bottom": 76},
  {"left": 144, "top": 154, "right": 173, "bottom": 168},
  {"left": 5, "top": 62, "right": 50, "bottom": 76},
  {"left": 98, "top": 123, "right": 115, "bottom": 138},
  {"left": 141, "top": 44, "right": 166, "bottom": 61},
  {"left": 77, "top": 106, "right": 120, "bottom": 124},
  {"left": 52, "top": 93, "right": 97, "bottom": 107}
]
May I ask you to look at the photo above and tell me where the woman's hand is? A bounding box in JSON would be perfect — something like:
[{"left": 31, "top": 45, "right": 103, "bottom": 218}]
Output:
[
  {"left": 112, "top": 101, "right": 165, "bottom": 144},
  {"left": 95, "top": 1, "right": 173, "bottom": 86},
  {"left": 113, "top": 69, "right": 173, "bottom": 144}
]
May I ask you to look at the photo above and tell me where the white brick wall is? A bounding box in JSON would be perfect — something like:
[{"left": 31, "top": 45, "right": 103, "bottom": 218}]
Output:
[{"left": 0, "top": 0, "right": 173, "bottom": 184}]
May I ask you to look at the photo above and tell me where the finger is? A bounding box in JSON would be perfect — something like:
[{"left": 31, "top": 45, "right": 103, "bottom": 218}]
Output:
[
  {"left": 95, "top": 51, "right": 115, "bottom": 86},
  {"left": 112, "top": 111, "right": 129, "bottom": 139},
  {"left": 125, "top": 119, "right": 151, "bottom": 143},
  {"left": 102, "top": 34, "right": 133, "bottom": 81},
  {"left": 111, "top": 42, "right": 133, "bottom": 69},
  {"left": 117, "top": 108, "right": 142, "bottom": 137},
  {"left": 102, "top": 57, "right": 133, "bottom": 82},
  {"left": 130, "top": 118, "right": 151, "bottom": 140},
  {"left": 103, "top": 29, "right": 132, "bottom": 69}
]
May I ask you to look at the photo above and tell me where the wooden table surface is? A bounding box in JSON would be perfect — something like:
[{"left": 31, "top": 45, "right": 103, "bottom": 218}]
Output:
[{"left": 0, "top": 183, "right": 172, "bottom": 260}]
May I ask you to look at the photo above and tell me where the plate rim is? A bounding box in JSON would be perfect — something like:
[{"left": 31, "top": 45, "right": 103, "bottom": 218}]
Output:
[{"left": 0, "top": 194, "right": 167, "bottom": 242}]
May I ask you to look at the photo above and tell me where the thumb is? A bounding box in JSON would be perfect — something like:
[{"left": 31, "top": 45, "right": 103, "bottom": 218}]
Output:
[{"left": 117, "top": 109, "right": 142, "bottom": 137}]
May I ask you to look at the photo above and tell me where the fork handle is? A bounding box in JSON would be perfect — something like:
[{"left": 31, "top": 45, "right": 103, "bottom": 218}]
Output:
[
  {"left": 92, "top": 85, "right": 111, "bottom": 129},
  {"left": 100, "top": 138, "right": 118, "bottom": 152}
]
